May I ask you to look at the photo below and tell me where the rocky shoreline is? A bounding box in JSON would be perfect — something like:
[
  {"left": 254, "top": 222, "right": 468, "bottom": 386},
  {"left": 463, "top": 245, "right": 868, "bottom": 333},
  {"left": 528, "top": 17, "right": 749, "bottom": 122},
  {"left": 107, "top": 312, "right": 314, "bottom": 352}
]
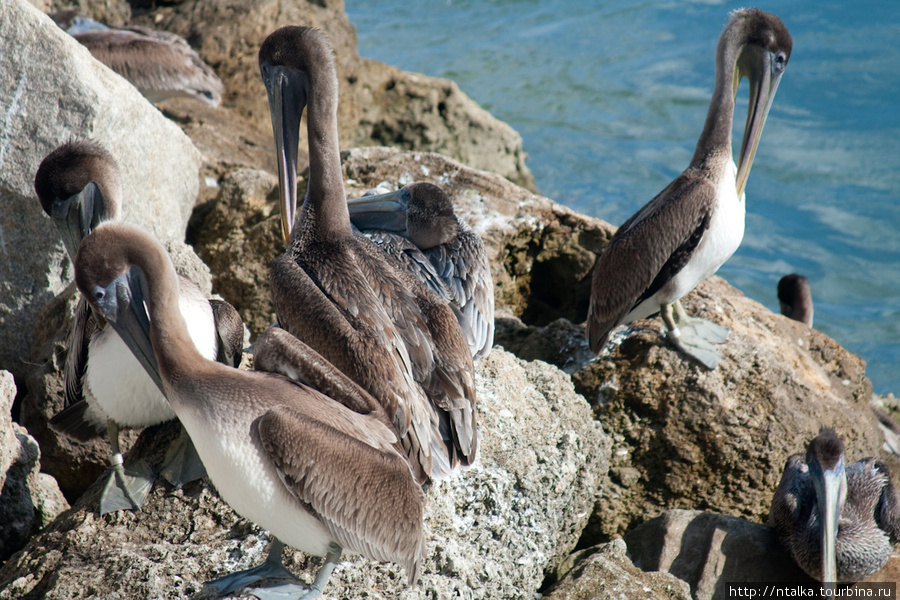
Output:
[{"left": 1, "top": 0, "right": 898, "bottom": 598}]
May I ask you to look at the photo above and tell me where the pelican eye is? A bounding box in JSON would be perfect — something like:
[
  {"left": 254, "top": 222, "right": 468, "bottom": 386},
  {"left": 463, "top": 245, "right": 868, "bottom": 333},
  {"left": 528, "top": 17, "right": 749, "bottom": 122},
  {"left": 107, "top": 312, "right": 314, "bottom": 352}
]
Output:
[
  {"left": 93, "top": 287, "right": 106, "bottom": 302},
  {"left": 774, "top": 51, "right": 787, "bottom": 73}
]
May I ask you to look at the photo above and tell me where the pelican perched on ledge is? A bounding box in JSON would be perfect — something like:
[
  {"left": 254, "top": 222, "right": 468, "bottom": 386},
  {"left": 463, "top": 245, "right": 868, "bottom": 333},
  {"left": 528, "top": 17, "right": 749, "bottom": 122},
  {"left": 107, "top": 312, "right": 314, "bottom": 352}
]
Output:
[
  {"left": 769, "top": 429, "right": 900, "bottom": 586},
  {"left": 50, "top": 12, "right": 223, "bottom": 107},
  {"left": 34, "top": 140, "right": 243, "bottom": 514},
  {"left": 347, "top": 182, "right": 495, "bottom": 361},
  {"left": 260, "top": 26, "right": 477, "bottom": 484},
  {"left": 778, "top": 273, "right": 813, "bottom": 327},
  {"left": 74, "top": 222, "right": 425, "bottom": 598},
  {"left": 586, "top": 8, "right": 792, "bottom": 369}
]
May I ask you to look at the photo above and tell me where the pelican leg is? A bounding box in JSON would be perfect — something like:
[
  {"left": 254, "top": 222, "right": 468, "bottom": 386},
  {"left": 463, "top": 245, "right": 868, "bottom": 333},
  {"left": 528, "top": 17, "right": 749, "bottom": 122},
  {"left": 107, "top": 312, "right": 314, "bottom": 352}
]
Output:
[
  {"left": 159, "top": 425, "right": 207, "bottom": 488},
  {"left": 99, "top": 420, "right": 155, "bottom": 515},
  {"left": 672, "top": 299, "right": 730, "bottom": 343},
  {"left": 661, "top": 304, "right": 724, "bottom": 370},
  {"left": 203, "top": 539, "right": 306, "bottom": 598},
  {"left": 297, "top": 545, "right": 342, "bottom": 600}
]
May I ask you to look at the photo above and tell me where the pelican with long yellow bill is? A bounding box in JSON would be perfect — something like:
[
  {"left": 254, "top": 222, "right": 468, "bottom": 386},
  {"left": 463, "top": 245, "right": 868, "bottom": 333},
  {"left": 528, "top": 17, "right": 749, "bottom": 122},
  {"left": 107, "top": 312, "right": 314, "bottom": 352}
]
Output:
[{"left": 586, "top": 8, "right": 791, "bottom": 369}]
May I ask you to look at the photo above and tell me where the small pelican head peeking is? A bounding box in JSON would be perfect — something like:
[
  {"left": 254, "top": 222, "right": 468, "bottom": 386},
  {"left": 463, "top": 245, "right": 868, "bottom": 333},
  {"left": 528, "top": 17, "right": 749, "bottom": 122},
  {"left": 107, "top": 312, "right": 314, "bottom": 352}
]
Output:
[
  {"left": 259, "top": 26, "right": 342, "bottom": 246},
  {"left": 769, "top": 429, "right": 900, "bottom": 587},
  {"left": 34, "top": 140, "right": 120, "bottom": 262},
  {"left": 778, "top": 273, "right": 813, "bottom": 327},
  {"left": 586, "top": 9, "right": 791, "bottom": 370}
]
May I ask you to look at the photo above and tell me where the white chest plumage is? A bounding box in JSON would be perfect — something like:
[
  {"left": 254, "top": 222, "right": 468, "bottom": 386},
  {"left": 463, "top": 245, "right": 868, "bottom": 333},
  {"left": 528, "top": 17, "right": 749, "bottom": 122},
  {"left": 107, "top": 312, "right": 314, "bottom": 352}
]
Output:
[{"left": 85, "top": 288, "right": 218, "bottom": 427}]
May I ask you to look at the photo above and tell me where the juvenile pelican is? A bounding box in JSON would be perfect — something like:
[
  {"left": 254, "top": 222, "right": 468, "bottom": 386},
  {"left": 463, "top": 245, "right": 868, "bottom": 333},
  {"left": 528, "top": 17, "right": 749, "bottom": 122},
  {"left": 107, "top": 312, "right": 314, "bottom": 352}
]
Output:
[
  {"left": 347, "top": 182, "right": 494, "bottom": 360},
  {"left": 51, "top": 13, "right": 223, "bottom": 107},
  {"left": 586, "top": 9, "right": 792, "bottom": 369},
  {"left": 74, "top": 222, "right": 424, "bottom": 598},
  {"left": 260, "top": 26, "right": 477, "bottom": 484},
  {"left": 769, "top": 429, "right": 900, "bottom": 586},
  {"left": 778, "top": 273, "right": 813, "bottom": 327},
  {"left": 34, "top": 139, "right": 243, "bottom": 513}
]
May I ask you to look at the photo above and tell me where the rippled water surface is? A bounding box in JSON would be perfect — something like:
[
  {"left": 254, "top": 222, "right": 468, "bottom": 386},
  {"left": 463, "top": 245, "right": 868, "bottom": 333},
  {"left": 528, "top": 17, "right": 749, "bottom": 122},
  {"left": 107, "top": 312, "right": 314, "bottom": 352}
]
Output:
[{"left": 348, "top": 0, "right": 900, "bottom": 393}]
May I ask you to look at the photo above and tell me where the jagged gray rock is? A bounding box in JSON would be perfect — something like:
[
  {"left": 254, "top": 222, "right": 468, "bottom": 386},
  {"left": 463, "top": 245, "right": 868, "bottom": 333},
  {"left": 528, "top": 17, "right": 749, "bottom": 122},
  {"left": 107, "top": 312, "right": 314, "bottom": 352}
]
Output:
[
  {"left": 0, "top": 0, "right": 201, "bottom": 379},
  {"left": 0, "top": 349, "right": 610, "bottom": 599},
  {"left": 544, "top": 539, "right": 692, "bottom": 600},
  {"left": 0, "top": 371, "right": 68, "bottom": 562}
]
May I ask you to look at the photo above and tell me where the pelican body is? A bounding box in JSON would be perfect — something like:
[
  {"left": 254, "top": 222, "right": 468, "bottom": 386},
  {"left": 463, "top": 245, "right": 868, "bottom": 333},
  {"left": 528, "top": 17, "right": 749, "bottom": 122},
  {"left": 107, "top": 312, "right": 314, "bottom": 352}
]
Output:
[
  {"left": 769, "top": 429, "right": 900, "bottom": 585},
  {"left": 587, "top": 9, "right": 792, "bottom": 369},
  {"left": 74, "top": 222, "right": 424, "bottom": 597},
  {"left": 347, "top": 182, "right": 494, "bottom": 361},
  {"left": 778, "top": 273, "right": 813, "bottom": 327},
  {"left": 260, "top": 26, "right": 477, "bottom": 484},
  {"left": 34, "top": 139, "right": 243, "bottom": 513},
  {"left": 51, "top": 14, "right": 223, "bottom": 107}
]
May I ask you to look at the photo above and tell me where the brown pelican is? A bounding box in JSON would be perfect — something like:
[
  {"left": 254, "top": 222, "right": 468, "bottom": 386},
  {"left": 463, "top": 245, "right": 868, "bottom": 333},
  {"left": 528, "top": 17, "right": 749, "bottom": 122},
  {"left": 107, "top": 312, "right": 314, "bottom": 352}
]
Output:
[
  {"left": 769, "top": 429, "right": 900, "bottom": 586},
  {"left": 34, "top": 139, "right": 243, "bottom": 514},
  {"left": 778, "top": 273, "right": 813, "bottom": 327},
  {"left": 74, "top": 222, "right": 424, "bottom": 597},
  {"left": 260, "top": 26, "right": 477, "bottom": 484},
  {"left": 347, "top": 182, "right": 495, "bottom": 360},
  {"left": 51, "top": 13, "right": 223, "bottom": 107},
  {"left": 586, "top": 9, "right": 792, "bottom": 369}
]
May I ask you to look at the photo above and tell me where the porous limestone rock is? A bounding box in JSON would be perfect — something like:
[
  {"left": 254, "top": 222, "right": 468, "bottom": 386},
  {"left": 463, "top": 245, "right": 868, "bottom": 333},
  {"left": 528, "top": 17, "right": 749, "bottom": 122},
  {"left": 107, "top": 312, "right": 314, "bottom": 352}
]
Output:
[{"left": 0, "top": 350, "right": 610, "bottom": 600}]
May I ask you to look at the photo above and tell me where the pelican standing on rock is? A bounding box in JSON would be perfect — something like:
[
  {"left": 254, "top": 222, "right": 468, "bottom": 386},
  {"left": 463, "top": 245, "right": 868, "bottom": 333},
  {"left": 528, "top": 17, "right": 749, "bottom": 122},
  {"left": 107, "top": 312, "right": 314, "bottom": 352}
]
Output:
[
  {"left": 347, "top": 182, "right": 495, "bottom": 360},
  {"left": 74, "top": 222, "right": 425, "bottom": 598},
  {"left": 769, "top": 429, "right": 900, "bottom": 586},
  {"left": 51, "top": 13, "right": 224, "bottom": 107},
  {"left": 259, "top": 26, "right": 477, "bottom": 484},
  {"left": 778, "top": 273, "right": 813, "bottom": 327},
  {"left": 586, "top": 8, "right": 792, "bottom": 369},
  {"left": 34, "top": 139, "right": 243, "bottom": 514}
]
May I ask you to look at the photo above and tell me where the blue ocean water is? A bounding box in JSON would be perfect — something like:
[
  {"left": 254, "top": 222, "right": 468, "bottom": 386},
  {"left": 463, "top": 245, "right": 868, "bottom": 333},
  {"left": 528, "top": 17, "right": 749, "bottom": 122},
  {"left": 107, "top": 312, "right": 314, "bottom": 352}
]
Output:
[{"left": 347, "top": 1, "right": 900, "bottom": 394}]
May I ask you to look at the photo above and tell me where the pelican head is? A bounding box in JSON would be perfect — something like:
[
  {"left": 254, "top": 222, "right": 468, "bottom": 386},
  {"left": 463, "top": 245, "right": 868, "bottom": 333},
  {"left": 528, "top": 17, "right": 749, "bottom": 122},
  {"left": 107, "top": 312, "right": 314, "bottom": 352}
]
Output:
[
  {"left": 34, "top": 139, "right": 120, "bottom": 262},
  {"left": 723, "top": 9, "right": 792, "bottom": 197},
  {"left": 259, "top": 26, "right": 338, "bottom": 246},
  {"left": 806, "top": 429, "right": 848, "bottom": 586},
  {"left": 74, "top": 224, "right": 163, "bottom": 393},
  {"left": 347, "top": 182, "right": 459, "bottom": 249}
]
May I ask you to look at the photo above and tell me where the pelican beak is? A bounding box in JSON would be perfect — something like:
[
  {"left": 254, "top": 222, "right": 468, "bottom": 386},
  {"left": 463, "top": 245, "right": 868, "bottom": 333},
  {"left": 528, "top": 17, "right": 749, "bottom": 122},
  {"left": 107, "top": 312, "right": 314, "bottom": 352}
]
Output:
[
  {"left": 262, "top": 62, "right": 306, "bottom": 246},
  {"left": 813, "top": 457, "right": 845, "bottom": 588},
  {"left": 93, "top": 266, "right": 165, "bottom": 395},
  {"left": 345, "top": 187, "right": 411, "bottom": 232},
  {"left": 734, "top": 46, "right": 787, "bottom": 198},
  {"left": 51, "top": 182, "right": 105, "bottom": 263}
]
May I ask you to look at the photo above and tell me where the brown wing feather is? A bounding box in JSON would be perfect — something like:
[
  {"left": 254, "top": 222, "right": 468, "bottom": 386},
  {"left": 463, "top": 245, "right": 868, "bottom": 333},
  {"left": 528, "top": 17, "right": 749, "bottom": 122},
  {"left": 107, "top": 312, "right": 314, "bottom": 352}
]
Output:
[
  {"left": 587, "top": 171, "right": 716, "bottom": 352},
  {"left": 257, "top": 405, "right": 425, "bottom": 583}
]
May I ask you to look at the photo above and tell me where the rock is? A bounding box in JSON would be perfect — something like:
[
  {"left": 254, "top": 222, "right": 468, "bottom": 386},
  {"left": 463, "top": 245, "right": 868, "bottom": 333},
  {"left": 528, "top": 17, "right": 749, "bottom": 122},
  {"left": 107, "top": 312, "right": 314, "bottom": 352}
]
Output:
[
  {"left": 544, "top": 539, "right": 692, "bottom": 600},
  {"left": 572, "top": 276, "right": 892, "bottom": 543},
  {"left": 624, "top": 509, "right": 899, "bottom": 599},
  {"left": 124, "top": 0, "right": 534, "bottom": 191},
  {"left": 0, "top": 0, "right": 201, "bottom": 379},
  {"left": 494, "top": 314, "right": 594, "bottom": 374},
  {"left": 17, "top": 241, "right": 215, "bottom": 503},
  {"left": 0, "top": 370, "right": 69, "bottom": 562},
  {"left": 0, "top": 349, "right": 610, "bottom": 599}
]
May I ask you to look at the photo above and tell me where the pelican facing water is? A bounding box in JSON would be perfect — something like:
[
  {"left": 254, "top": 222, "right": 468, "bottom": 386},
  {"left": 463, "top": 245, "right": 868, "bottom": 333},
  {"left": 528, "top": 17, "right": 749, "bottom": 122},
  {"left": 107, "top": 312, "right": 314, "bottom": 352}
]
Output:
[
  {"left": 347, "top": 182, "right": 495, "bottom": 361},
  {"left": 74, "top": 222, "right": 424, "bottom": 598},
  {"left": 34, "top": 140, "right": 243, "bottom": 514},
  {"left": 586, "top": 9, "right": 791, "bottom": 369},
  {"left": 260, "top": 26, "right": 477, "bottom": 484},
  {"left": 778, "top": 273, "right": 813, "bottom": 327},
  {"left": 769, "top": 429, "right": 900, "bottom": 586}
]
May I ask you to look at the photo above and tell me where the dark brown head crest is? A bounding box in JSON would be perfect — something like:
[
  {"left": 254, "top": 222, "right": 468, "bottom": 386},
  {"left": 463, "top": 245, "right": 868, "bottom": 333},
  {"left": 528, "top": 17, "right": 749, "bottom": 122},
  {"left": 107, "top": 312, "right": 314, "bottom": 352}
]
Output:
[
  {"left": 259, "top": 26, "right": 335, "bottom": 78},
  {"left": 807, "top": 428, "right": 845, "bottom": 471},
  {"left": 34, "top": 139, "right": 119, "bottom": 218},
  {"left": 727, "top": 8, "right": 792, "bottom": 61}
]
